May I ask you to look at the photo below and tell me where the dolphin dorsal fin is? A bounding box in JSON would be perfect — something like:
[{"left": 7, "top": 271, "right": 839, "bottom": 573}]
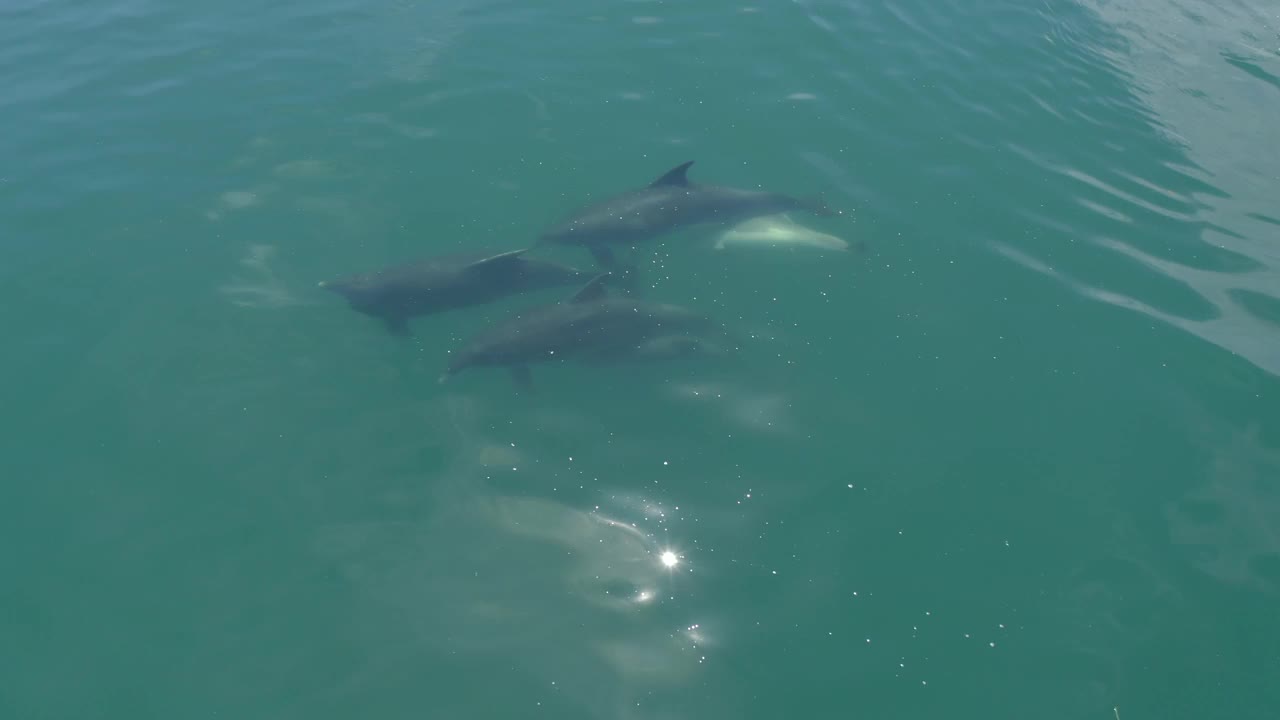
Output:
[
  {"left": 467, "top": 248, "right": 528, "bottom": 272},
  {"left": 568, "top": 273, "right": 611, "bottom": 303},
  {"left": 649, "top": 161, "right": 695, "bottom": 188}
]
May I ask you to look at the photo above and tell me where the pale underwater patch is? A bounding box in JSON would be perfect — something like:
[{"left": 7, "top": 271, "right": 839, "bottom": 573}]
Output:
[
  {"left": 714, "top": 213, "right": 850, "bottom": 252},
  {"left": 310, "top": 488, "right": 712, "bottom": 717},
  {"left": 218, "top": 244, "right": 316, "bottom": 309},
  {"left": 205, "top": 186, "right": 272, "bottom": 221},
  {"left": 666, "top": 380, "right": 797, "bottom": 436}
]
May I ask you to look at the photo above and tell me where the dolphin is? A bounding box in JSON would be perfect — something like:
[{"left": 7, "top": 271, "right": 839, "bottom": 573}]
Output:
[
  {"left": 440, "top": 274, "right": 721, "bottom": 390},
  {"left": 714, "top": 213, "right": 852, "bottom": 252},
  {"left": 537, "top": 160, "right": 835, "bottom": 268},
  {"left": 319, "top": 248, "right": 591, "bottom": 336}
]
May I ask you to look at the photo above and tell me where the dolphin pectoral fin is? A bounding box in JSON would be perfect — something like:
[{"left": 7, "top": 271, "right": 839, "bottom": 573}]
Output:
[
  {"left": 568, "top": 273, "right": 612, "bottom": 303},
  {"left": 383, "top": 315, "right": 411, "bottom": 336},
  {"left": 510, "top": 365, "right": 535, "bottom": 393},
  {"left": 649, "top": 160, "right": 694, "bottom": 188}
]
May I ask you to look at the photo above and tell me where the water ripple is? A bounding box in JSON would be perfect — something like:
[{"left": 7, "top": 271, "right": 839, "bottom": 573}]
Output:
[{"left": 791, "top": 0, "right": 1280, "bottom": 377}]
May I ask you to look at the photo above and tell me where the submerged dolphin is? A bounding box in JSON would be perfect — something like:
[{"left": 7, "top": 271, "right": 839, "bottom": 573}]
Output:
[
  {"left": 537, "top": 160, "right": 835, "bottom": 267},
  {"left": 440, "top": 274, "right": 720, "bottom": 390},
  {"left": 714, "top": 213, "right": 851, "bottom": 252},
  {"left": 319, "top": 248, "right": 590, "bottom": 336}
]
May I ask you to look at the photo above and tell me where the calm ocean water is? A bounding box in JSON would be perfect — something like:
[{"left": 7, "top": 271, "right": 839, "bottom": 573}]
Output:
[{"left": 3, "top": 0, "right": 1279, "bottom": 718}]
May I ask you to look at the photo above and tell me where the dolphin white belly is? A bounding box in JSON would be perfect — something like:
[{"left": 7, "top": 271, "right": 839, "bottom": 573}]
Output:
[{"left": 714, "top": 213, "right": 849, "bottom": 252}]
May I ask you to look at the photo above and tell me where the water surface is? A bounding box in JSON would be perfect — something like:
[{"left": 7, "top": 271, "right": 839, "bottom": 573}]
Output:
[{"left": 3, "top": 1, "right": 1279, "bottom": 718}]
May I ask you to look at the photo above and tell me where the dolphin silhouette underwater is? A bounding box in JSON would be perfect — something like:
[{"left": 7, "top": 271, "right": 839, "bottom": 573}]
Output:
[
  {"left": 440, "top": 273, "right": 723, "bottom": 391},
  {"left": 319, "top": 248, "right": 591, "bottom": 336},
  {"left": 537, "top": 160, "right": 835, "bottom": 268}
]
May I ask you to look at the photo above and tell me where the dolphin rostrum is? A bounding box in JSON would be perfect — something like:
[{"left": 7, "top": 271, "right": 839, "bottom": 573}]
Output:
[
  {"left": 319, "top": 248, "right": 590, "bottom": 336},
  {"left": 536, "top": 160, "right": 835, "bottom": 267},
  {"left": 440, "top": 273, "right": 722, "bottom": 390}
]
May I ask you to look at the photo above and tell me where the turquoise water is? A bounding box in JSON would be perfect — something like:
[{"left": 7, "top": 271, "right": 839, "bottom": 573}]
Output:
[{"left": 4, "top": 0, "right": 1279, "bottom": 718}]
